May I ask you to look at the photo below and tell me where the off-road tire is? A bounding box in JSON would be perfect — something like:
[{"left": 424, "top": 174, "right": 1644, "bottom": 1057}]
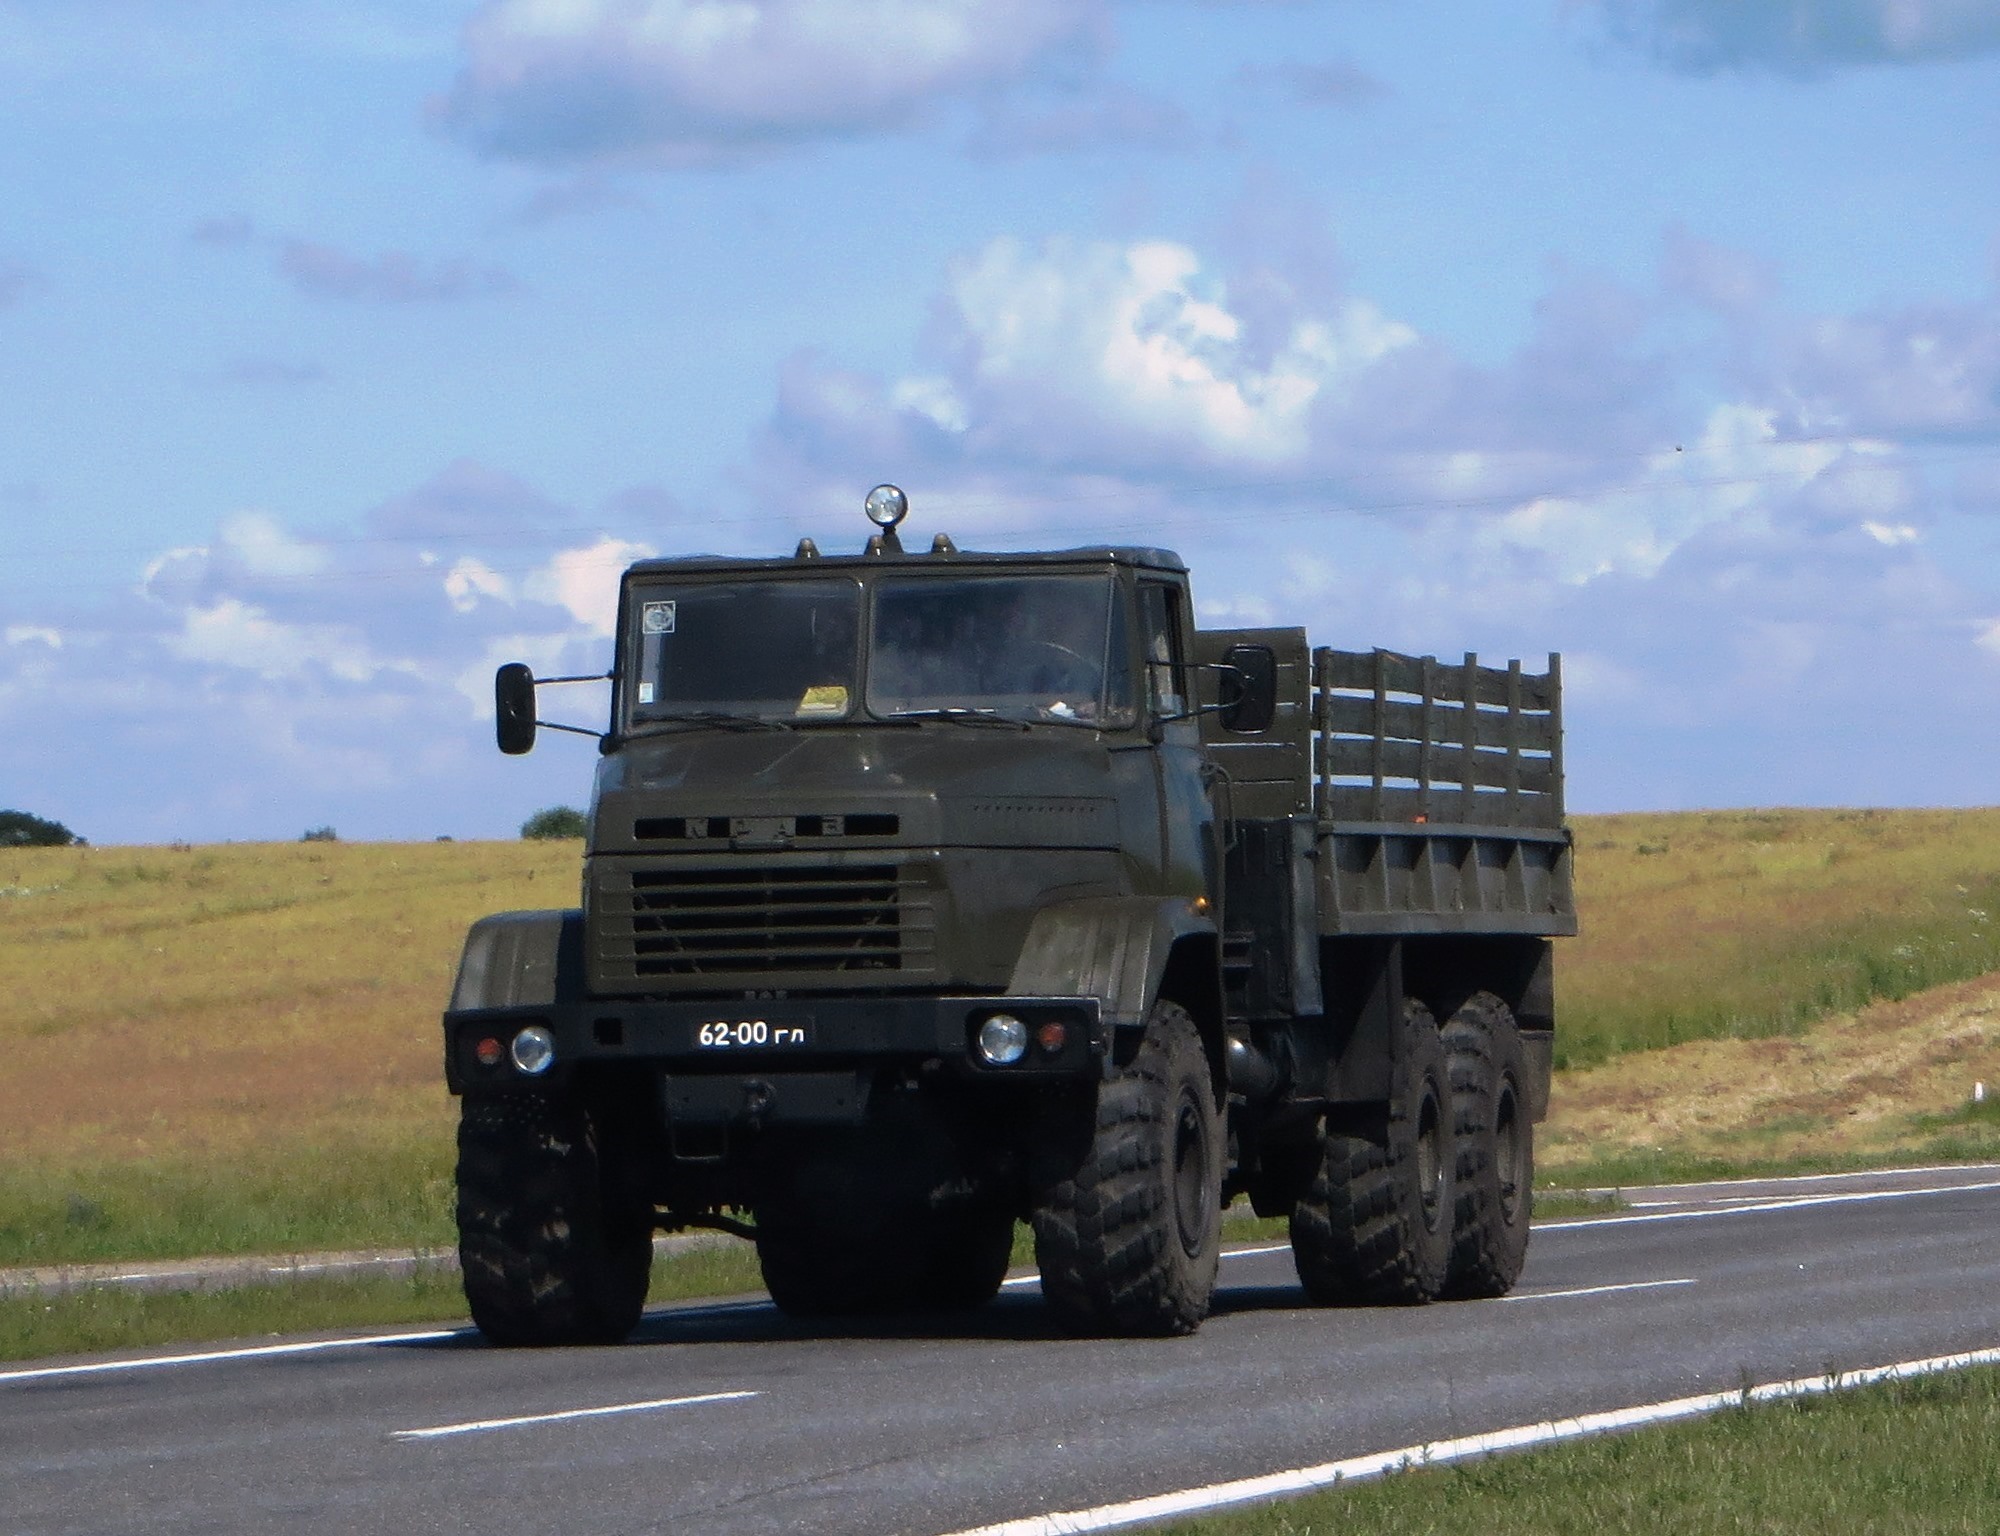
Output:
[
  {"left": 754, "top": 1148, "right": 911, "bottom": 1318},
  {"left": 1030, "top": 999, "right": 1223, "bottom": 1337},
  {"left": 756, "top": 1107, "right": 1016, "bottom": 1318},
  {"left": 456, "top": 1091, "right": 654, "bottom": 1346},
  {"left": 1441, "top": 992, "right": 1532, "bottom": 1298},
  {"left": 918, "top": 1207, "right": 1017, "bottom": 1311},
  {"left": 1290, "top": 998, "right": 1453, "bottom": 1305}
]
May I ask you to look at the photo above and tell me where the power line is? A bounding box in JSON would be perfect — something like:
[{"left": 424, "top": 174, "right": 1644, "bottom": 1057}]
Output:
[
  {"left": 9, "top": 434, "right": 1995, "bottom": 566},
  {"left": 3, "top": 441, "right": 1996, "bottom": 602}
]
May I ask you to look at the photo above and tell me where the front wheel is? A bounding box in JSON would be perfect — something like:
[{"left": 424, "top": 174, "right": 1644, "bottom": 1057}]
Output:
[
  {"left": 1290, "top": 998, "right": 1453, "bottom": 1305},
  {"left": 1031, "top": 999, "right": 1223, "bottom": 1337},
  {"left": 455, "top": 1091, "right": 654, "bottom": 1346}
]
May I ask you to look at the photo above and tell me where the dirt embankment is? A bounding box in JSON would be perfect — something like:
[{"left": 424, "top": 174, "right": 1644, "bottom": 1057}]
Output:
[{"left": 1543, "top": 971, "right": 2000, "bottom": 1174}]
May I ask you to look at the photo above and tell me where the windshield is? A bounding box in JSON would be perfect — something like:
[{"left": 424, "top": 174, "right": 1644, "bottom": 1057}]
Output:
[
  {"left": 630, "top": 579, "right": 861, "bottom": 721},
  {"left": 868, "top": 574, "right": 1135, "bottom": 727}
]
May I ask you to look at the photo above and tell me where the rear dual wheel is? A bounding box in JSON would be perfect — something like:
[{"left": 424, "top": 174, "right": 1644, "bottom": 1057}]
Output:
[
  {"left": 1289, "top": 999, "right": 1453, "bottom": 1305},
  {"left": 1441, "top": 992, "right": 1532, "bottom": 1297}
]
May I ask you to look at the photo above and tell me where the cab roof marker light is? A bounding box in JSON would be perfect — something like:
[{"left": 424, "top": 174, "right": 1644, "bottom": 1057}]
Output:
[{"left": 864, "top": 484, "right": 909, "bottom": 529}]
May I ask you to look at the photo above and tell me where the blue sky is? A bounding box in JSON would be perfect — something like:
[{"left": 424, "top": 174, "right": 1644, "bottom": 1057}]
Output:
[{"left": 5, "top": 0, "right": 2000, "bottom": 843}]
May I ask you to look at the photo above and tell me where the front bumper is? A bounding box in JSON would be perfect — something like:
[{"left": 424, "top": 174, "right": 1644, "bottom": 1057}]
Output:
[{"left": 444, "top": 993, "right": 1105, "bottom": 1102}]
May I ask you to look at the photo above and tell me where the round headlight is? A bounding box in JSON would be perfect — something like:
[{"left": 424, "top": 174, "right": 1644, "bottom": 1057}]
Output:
[
  {"left": 864, "top": 483, "right": 909, "bottom": 529},
  {"left": 976, "top": 1013, "right": 1028, "bottom": 1066},
  {"left": 510, "top": 1024, "right": 556, "bottom": 1076}
]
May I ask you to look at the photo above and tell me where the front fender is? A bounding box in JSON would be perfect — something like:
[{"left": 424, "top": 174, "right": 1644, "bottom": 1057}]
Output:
[
  {"left": 1005, "top": 895, "right": 1216, "bottom": 1029},
  {"left": 447, "top": 908, "right": 586, "bottom": 1013}
]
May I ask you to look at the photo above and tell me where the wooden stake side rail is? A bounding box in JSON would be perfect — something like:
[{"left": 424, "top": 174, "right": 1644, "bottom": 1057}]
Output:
[
  {"left": 1312, "top": 646, "right": 1565, "bottom": 832},
  {"left": 1310, "top": 647, "right": 1575, "bottom": 935}
]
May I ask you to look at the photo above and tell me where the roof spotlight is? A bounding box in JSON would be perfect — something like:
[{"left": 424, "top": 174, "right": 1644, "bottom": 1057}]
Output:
[{"left": 864, "top": 484, "right": 909, "bottom": 530}]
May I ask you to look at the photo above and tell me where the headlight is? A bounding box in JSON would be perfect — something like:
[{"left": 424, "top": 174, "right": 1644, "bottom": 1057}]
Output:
[
  {"left": 510, "top": 1025, "right": 556, "bottom": 1076},
  {"left": 976, "top": 1013, "right": 1028, "bottom": 1066}
]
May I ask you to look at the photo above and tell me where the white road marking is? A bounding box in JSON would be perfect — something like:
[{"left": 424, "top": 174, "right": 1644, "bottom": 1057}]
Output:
[
  {"left": 938, "top": 1344, "right": 2000, "bottom": 1536},
  {"left": 13, "top": 1175, "right": 1993, "bottom": 1384},
  {"left": 1505, "top": 1277, "right": 1695, "bottom": 1303},
  {"left": 0, "top": 1328, "right": 470, "bottom": 1386},
  {"left": 1537, "top": 1177, "right": 2000, "bottom": 1232},
  {"left": 1002, "top": 1240, "right": 1292, "bottom": 1289},
  {"left": 1585, "top": 1161, "right": 2000, "bottom": 1196},
  {"left": 997, "top": 1182, "right": 1996, "bottom": 1293},
  {"left": 394, "top": 1389, "right": 759, "bottom": 1441}
]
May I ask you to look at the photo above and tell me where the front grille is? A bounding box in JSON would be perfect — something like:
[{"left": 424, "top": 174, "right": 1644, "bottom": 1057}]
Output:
[{"left": 607, "top": 864, "right": 927, "bottom": 977}]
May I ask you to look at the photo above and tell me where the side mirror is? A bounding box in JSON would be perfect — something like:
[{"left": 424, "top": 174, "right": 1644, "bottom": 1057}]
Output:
[
  {"left": 495, "top": 663, "right": 538, "bottom": 755},
  {"left": 1218, "top": 644, "right": 1277, "bottom": 734}
]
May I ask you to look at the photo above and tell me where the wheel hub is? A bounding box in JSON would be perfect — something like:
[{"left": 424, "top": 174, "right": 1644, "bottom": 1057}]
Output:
[{"left": 1172, "top": 1091, "right": 1209, "bottom": 1258}]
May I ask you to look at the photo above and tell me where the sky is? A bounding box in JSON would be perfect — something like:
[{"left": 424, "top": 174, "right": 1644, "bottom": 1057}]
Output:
[{"left": 4, "top": 0, "right": 2000, "bottom": 845}]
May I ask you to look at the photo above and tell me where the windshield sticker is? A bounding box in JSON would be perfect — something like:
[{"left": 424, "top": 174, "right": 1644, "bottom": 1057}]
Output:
[
  {"left": 796, "top": 684, "right": 849, "bottom": 716},
  {"left": 641, "top": 601, "right": 677, "bottom": 635},
  {"left": 637, "top": 682, "right": 656, "bottom": 704}
]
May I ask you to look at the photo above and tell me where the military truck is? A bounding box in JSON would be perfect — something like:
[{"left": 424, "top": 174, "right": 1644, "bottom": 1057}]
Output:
[{"left": 443, "top": 486, "right": 1574, "bottom": 1344}]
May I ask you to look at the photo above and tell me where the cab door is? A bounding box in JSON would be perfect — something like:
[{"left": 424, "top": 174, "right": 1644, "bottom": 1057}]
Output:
[{"left": 1138, "top": 579, "right": 1217, "bottom": 906}]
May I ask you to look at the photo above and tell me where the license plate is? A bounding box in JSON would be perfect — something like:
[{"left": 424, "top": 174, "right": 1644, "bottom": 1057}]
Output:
[{"left": 695, "top": 1018, "right": 811, "bottom": 1049}]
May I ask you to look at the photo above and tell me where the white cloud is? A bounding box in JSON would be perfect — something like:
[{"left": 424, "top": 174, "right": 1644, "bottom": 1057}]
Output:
[
  {"left": 1862, "top": 520, "right": 1920, "bottom": 545},
  {"left": 939, "top": 236, "right": 1415, "bottom": 469},
  {"left": 890, "top": 376, "right": 968, "bottom": 434},
  {"left": 1476, "top": 405, "right": 1855, "bottom": 580},
  {"left": 140, "top": 544, "right": 210, "bottom": 595},
  {"left": 5, "top": 625, "right": 61, "bottom": 648},
  {"left": 1594, "top": 0, "right": 2000, "bottom": 73},
  {"left": 169, "top": 598, "right": 410, "bottom": 683},
  {"left": 527, "top": 536, "right": 657, "bottom": 635},
  {"left": 454, "top": 631, "right": 588, "bottom": 716},
  {"left": 445, "top": 556, "right": 511, "bottom": 612},
  {"left": 439, "top": 0, "right": 1097, "bottom": 163},
  {"left": 219, "top": 511, "right": 329, "bottom": 578}
]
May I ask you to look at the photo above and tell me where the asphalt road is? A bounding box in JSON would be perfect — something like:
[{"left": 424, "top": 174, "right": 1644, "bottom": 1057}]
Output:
[{"left": 6, "top": 1164, "right": 1998, "bottom": 1536}]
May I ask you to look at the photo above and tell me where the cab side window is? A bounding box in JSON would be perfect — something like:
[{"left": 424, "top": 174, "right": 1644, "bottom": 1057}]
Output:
[{"left": 1139, "top": 582, "right": 1185, "bottom": 717}]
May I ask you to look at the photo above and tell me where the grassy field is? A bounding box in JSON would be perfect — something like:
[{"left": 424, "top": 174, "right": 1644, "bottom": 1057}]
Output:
[
  {"left": 1160, "top": 1365, "right": 2000, "bottom": 1536},
  {"left": 0, "top": 839, "right": 558, "bottom": 1267},
  {"left": 1558, "top": 806, "right": 2000, "bottom": 1066},
  {"left": 4, "top": 806, "right": 2000, "bottom": 1274}
]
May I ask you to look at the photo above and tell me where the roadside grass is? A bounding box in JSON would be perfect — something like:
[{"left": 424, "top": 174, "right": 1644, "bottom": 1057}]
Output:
[
  {"left": 5, "top": 809, "right": 2000, "bottom": 1273},
  {"left": 1161, "top": 1365, "right": 2000, "bottom": 1536},
  {"left": 0, "top": 1139, "right": 453, "bottom": 1269},
  {"left": 0, "top": 1244, "right": 771, "bottom": 1365}
]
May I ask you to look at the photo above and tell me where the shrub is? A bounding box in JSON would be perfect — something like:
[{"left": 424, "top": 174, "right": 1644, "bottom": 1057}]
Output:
[
  {"left": 300, "top": 826, "right": 338, "bottom": 843},
  {"left": 521, "top": 806, "right": 589, "bottom": 840},
  {"left": 0, "top": 810, "right": 81, "bottom": 847}
]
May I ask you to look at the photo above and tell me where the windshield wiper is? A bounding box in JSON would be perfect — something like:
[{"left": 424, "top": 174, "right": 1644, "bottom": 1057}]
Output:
[
  {"left": 627, "top": 712, "right": 796, "bottom": 736},
  {"left": 884, "top": 707, "right": 1031, "bottom": 731}
]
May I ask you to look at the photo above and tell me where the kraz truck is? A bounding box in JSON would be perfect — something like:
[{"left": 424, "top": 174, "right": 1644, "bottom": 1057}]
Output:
[{"left": 443, "top": 486, "right": 1575, "bottom": 1344}]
